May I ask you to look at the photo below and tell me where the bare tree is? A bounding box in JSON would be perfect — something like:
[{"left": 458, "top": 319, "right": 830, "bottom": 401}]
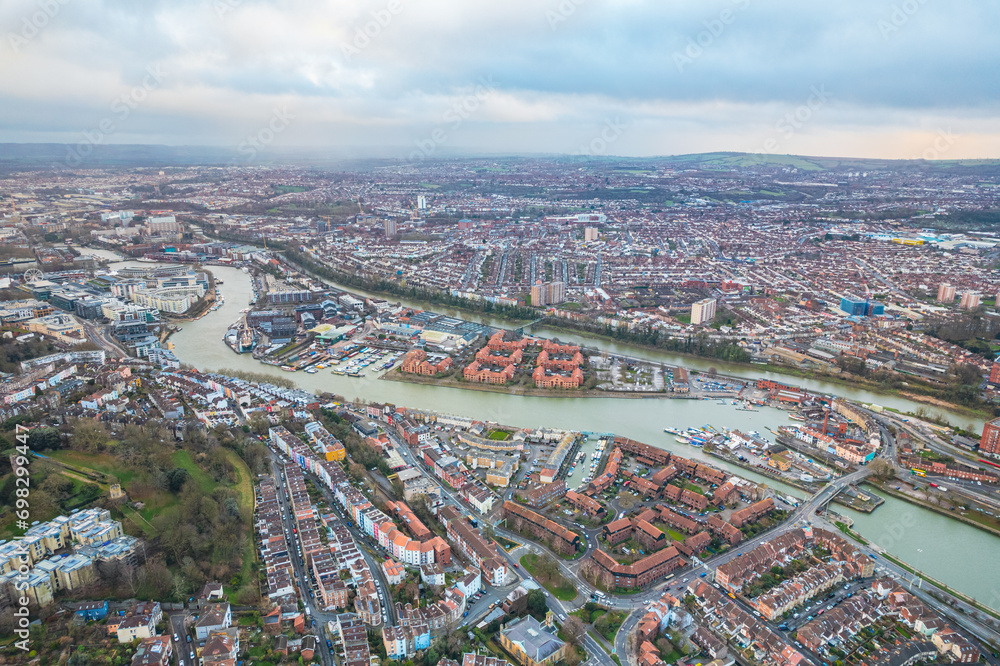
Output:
[{"left": 562, "top": 616, "right": 586, "bottom": 647}]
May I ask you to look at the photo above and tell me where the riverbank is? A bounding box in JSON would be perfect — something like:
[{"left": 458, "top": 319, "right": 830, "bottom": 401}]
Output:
[
  {"left": 863, "top": 481, "right": 1000, "bottom": 539},
  {"left": 835, "top": 521, "right": 1000, "bottom": 626},
  {"left": 381, "top": 367, "right": 699, "bottom": 400},
  {"left": 544, "top": 320, "right": 991, "bottom": 422},
  {"left": 704, "top": 448, "right": 882, "bottom": 512},
  {"left": 215, "top": 235, "right": 990, "bottom": 427}
]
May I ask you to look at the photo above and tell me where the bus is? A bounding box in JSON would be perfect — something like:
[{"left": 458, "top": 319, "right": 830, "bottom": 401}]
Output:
[{"left": 911, "top": 468, "right": 926, "bottom": 477}]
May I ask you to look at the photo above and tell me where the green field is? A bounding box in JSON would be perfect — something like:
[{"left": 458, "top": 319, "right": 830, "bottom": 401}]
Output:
[
  {"left": 519, "top": 553, "right": 577, "bottom": 601},
  {"left": 48, "top": 450, "right": 135, "bottom": 484},
  {"left": 487, "top": 429, "right": 511, "bottom": 441},
  {"left": 657, "top": 524, "right": 687, "bottom": 543}
]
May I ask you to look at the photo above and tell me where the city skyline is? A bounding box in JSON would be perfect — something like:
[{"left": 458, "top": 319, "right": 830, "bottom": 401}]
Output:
[{"left": 1, "top": 0, "right": 999, "bottom": 160}]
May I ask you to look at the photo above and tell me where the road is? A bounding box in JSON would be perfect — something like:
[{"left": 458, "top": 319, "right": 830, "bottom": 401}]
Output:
[
  {"left": 80, "top": 320, "right": 126, "bottom": 359},
  {"left": 168, "top": 612, "right": 192, "bottom": 666}
]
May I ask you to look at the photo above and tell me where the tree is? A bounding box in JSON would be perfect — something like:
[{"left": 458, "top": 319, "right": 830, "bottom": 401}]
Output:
[
  {"left": 72, "top": 418, "right": 110, "bottom": 453},
  {"left": 868, "top": 459, "right": 894, "bottom": 482},
  {"left": 526, "top": 588, "right": 547, "bottom": 618},
  {"left": 535, "top": 553, "right": 559, "bottom": 581},
  {"left": 167, "top": 467, "right": 190, "bottom": 493},
  {"left": 561, "top": 616, "right": 585, "bottom": 647}
]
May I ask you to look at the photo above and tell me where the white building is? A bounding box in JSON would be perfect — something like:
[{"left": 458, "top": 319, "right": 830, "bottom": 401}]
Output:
[{"left": 691, "top": 298, "right": 717, "bottom": 326}]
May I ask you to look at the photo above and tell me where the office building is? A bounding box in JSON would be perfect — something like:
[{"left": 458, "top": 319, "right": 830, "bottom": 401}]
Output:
[
  {"left": 691, "top": 298, "right": 717, "bottom": 325},
  {"left": 839, "top": 295, "right": 883, "bottom": 317}
]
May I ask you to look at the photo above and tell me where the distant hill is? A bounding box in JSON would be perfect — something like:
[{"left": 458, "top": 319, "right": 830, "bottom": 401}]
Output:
[{"left": 1, "top": 143, "right": 999, "bottom": 175}]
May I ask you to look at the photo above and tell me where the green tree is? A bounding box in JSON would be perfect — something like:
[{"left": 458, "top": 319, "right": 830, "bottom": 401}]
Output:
[{"left": 526, "top": 588, "right": 547, "bottom": 619}]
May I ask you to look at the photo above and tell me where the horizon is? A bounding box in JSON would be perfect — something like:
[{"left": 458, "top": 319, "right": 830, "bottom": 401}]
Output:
[{"left": 2, "top": 0, "right": 999, "bottom": 161}]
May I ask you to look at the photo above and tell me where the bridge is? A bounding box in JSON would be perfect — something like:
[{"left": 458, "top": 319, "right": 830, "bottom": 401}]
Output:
[{"left": 513, "top": 317, "right": 547, "bottom": 335}]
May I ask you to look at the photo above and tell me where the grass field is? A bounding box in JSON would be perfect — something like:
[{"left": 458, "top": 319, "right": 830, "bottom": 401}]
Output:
[
  {"left": 222, "top": 448, "right": 259, "bottom": 596},
  {"left": 487, "top": 429, "right": 510, "bottom": 441},
  {"left": 47, "top": 450, "right": 134, "bottom": 484},
  {"left": 519, "top": 553, "right": 577, "bottom": 601},
  {"left": 656, "top": 524, "right": 687, "bottom": 543}
]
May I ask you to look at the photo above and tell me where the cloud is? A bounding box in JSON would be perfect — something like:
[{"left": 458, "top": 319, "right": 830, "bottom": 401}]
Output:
[{"left": 1, "top": 0, "right": 998, "bottom": 158}]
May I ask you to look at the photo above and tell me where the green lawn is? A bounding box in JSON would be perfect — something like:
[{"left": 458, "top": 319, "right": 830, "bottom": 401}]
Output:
[
  {"left": 487, "top": 430, "right": 511, "bottom": 441},
  {"left": 656, "top": 523, "right": 687, "bottom": 543},
  {"left": 47, "top": 450, "right": 134, "bottom": 484},
  {"left": 171, "top": 450, "right": 218, "bottom": 493},
  {"left": 519, "top": 554, "right": 577, "bottom": 601}
]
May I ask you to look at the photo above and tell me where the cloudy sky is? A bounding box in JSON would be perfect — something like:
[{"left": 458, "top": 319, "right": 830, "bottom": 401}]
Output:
[{"left": 1, "top": 0, "right": 998, "bottom": 160}]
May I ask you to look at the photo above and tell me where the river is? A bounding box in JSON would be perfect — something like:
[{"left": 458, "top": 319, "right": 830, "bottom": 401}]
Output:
[{"left": 87, "top": 248, "right": 1000, "bottom": 608}]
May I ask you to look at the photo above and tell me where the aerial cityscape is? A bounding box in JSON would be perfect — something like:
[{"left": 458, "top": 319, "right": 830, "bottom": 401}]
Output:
[{"left": 3, "top": 2, "right": 1000, "bottom": 666}]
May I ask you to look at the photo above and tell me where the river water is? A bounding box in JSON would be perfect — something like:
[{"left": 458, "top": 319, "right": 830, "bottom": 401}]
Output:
[{"left": 89, "top": 249, "right": 1000, "bottom": 608}]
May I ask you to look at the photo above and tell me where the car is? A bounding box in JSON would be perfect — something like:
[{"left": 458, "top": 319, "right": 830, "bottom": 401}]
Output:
[
  {"left": 189, "top": 652, "right": 195, "bottom": 660},
  {"left": 806, "top": 616, "right": 813, "bottom": 621},
  {"left": 186, "top": 636, "right": 191, "bottom": 643},
  {"left": 173, "top": 634, "right": 179, "bottom": 642},
  {"left": 513, "top": 563, "right": 519, "bottom": 568}
]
